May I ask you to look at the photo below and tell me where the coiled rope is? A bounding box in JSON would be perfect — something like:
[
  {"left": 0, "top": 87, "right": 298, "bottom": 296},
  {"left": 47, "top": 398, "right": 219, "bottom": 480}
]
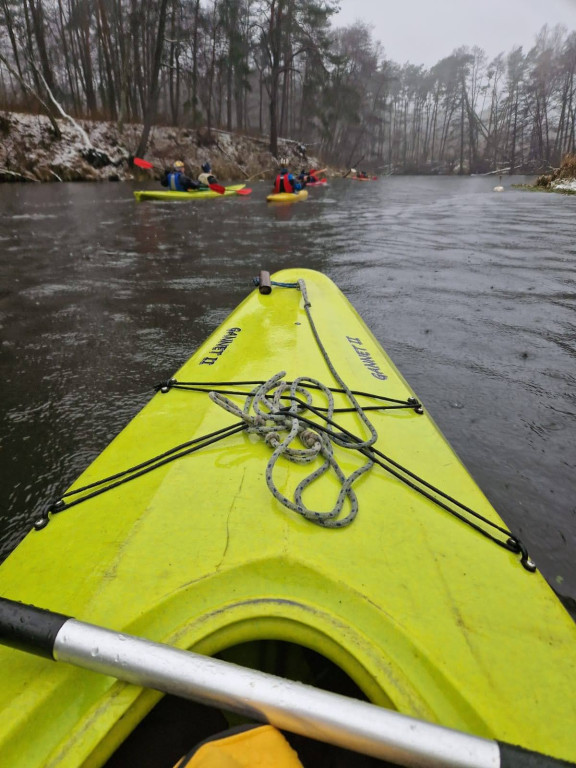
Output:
[{"left": 209, "top": 371, "right": 374, "bottom": 528}]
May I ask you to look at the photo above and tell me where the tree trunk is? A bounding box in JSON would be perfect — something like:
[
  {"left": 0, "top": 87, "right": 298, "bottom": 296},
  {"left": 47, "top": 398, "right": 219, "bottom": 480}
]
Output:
[{"left": 135, "top": 0, "right": 169, "bottom": 158}]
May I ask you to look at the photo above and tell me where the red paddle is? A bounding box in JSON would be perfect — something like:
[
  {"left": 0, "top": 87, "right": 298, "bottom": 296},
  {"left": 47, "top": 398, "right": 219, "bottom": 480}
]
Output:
[
  {"left": 133, "top": 157, "right": 226, "bottom": 194},
  {"left": 235, "top": 188, "right": 252, "bottom": 196}
]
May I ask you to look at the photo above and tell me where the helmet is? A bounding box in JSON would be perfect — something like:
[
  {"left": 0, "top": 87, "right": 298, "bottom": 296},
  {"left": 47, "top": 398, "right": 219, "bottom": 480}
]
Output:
[
  {"left": 174, "top": 160, "right": 184, "bottom": 170},
  {"left": 202, "top": 162, "right": 211, "bottom": 173}
]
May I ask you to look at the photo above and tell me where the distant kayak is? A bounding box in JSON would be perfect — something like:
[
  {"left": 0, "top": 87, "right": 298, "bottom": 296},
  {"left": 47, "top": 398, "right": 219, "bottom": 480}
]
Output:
[
  {"left": 267, "top": 189, "right": 309, "bottom": 203},
  {"left": 134, "top": 185, "right": 249, "bottom": 201},
  {"left": 306, "top": 179, "right": 327, "bottom": 187},
  {"left": 351, "top": 176, "right": 377, "bottom": 182}
]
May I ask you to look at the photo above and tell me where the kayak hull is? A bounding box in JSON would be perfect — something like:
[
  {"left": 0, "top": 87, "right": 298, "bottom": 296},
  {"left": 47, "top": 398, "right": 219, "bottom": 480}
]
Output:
[
  {"left": 0, "top": 269, "right": 575, "bottom": 766},
  {"left": 266, "top": 189, "right": 308, "bottom": 202},
  {"left": 134, "top": 185, "right": 246, "bottom": 201}
]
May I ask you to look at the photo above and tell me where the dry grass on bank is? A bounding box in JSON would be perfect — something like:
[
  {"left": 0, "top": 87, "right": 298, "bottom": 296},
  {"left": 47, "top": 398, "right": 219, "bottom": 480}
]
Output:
[{"left": 535, "top": 153, "right": 576, "bottom": 192}]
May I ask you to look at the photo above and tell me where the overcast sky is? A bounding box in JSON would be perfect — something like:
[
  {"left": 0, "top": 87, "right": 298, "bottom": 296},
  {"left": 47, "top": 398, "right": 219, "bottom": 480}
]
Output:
[{"left": 333, "top": 0, "right": 576, "bottom": 66}]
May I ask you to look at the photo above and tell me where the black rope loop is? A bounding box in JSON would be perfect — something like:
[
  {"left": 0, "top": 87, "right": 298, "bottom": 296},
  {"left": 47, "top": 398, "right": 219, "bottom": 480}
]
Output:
[
  {"left": 162, "top": 379, "right": 420, "bottom": 413},
  {"left": 506, "top": 537, "right": 536, "bottom": 572},
  {"left": 33, "top": 422, "right": 248, "bottom": 529},
  {"left": 155, "top": 378, "right": 177, "bottom": 393}
]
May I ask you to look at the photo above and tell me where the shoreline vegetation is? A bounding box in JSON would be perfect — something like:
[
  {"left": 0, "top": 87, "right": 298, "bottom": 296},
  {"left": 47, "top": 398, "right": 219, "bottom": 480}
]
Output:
[
  {"left": 0, "top": 0, "right": 574, "bottom": 181},
  {"left": 534, "top": 154, "right": 576, "bottom": 193},
  {"left": 512, "top": 154, "right": 576, "bottom": 194},
  {"left": 0, "top": 110, "right": 330, "bottom": 184},
  {"left": 1, "top": 110, "right": 575, "bottom": 190}
]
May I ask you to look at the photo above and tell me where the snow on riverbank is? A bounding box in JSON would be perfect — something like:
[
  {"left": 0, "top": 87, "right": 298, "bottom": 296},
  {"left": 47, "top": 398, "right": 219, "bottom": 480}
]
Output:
[
  {"left": 552, "top": 179, "right": 576, "bottom": 192},
  {"left": 0, "top": 111, "right": 322, "bottom": 183},
  {"left": 535, "top": 154, "right": 576, "bottom": 194}
]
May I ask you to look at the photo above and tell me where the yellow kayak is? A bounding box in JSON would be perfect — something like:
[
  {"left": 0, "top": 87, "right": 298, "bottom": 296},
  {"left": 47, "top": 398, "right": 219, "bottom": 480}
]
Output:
[
  {"left": 0, "top": 269, "right": 575, "bottom": 767},
  {"left": 134, "top": 184, "right": 248, "bottom": 201},
  {"left": 266, "top": 189, "right": 308, "bottom": 202}
]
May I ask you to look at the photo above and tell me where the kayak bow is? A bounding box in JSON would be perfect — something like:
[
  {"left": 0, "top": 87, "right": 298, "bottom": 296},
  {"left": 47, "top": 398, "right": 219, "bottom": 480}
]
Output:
[
  {"left": 134, "top": 185, "right": 249, "bottom": 201},
  {"left": 0, "top": 269, "right": 574, "bottom": 767},
  {"left": 266, "top": 189, "right": 308, "bottom": 202}
]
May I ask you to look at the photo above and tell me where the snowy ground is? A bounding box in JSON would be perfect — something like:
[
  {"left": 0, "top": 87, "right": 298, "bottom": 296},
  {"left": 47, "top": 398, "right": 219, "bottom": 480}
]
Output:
[
  {"left": 0, "top": 111, "right": 321, "bottom": 183},
  {"left": 552, "top": 179, "right": 576, "bottom": 192}
]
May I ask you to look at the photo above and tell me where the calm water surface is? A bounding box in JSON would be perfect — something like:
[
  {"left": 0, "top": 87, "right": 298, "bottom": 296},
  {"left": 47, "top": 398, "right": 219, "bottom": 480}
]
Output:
[{"left": 1, "top": 176, "right": 575, "bottom": 605}]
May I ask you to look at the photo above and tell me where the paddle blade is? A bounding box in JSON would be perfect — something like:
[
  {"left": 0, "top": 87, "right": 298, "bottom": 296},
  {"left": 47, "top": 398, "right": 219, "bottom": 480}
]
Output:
[
  {"left": 235, "top": 188, "right": 252, "bottom": 196},
  {"left": 209, "top": 183, "right": 226, "bottom": 195},
  {"left": 133, "top": 157, "right": 154, "bottom": 170}
]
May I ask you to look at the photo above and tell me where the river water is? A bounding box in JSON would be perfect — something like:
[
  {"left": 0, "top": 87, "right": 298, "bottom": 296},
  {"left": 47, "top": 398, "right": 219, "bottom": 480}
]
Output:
[{"left": 1, "top": 176, "right": 575, "bottom": 608}]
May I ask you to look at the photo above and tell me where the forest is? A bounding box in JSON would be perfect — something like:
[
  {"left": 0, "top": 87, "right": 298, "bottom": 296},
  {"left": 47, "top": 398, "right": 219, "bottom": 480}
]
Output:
[{"left": 0, "top": 0, "right": 575, "bottom": 174}]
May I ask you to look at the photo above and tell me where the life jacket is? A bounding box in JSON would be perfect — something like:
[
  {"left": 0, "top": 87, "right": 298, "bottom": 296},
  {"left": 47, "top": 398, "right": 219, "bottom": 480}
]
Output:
[
  {"left": 168, "top": 171, "right": 188, "bottom": 192},
  {"left": 274, "top": 173, "right": 294, "bottom": 194},
  {"left": 174, "top": 724, "right": 303, "bottom": 767},
  {"left": 198, "top": 172, "right": 216, "bottom": 186}
]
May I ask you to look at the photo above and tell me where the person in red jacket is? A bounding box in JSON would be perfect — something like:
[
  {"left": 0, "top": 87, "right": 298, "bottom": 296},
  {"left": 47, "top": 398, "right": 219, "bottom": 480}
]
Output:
[{"left": 273, "top": 165, "right": 302, "bottom": 193}]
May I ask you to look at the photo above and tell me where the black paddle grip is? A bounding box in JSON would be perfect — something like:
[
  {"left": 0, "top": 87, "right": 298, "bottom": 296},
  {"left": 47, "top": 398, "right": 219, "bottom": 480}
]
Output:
[
  {"left": 0, "top": 596, "right": 70, "bottom": 659},
  {"left": 499, "top": 742, "right": 576, "bottom": 768}
]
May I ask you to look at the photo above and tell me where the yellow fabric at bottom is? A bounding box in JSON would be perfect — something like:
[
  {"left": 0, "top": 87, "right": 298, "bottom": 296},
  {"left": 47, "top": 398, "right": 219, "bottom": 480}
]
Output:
[{"left": 176, "top": 725, "right": 304, "bottom": 768}]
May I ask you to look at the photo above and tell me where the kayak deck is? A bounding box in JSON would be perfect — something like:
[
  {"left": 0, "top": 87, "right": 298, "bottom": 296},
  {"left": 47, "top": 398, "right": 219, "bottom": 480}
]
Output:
[
  {"left": 267, "top": 189, "right": 308, "bottom": 202},
  {"left": 134, "top": 184, "right": 247, "bottom": 201},
  {"left": 0, "top": 269, "right": 575, "bottom": 767}
]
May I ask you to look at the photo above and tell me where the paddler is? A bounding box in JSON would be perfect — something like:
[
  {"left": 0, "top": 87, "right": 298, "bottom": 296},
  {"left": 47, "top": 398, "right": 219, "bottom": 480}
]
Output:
[
  {"left": 299, "top": 168, "right": 321, "bottom": 184},
  {"left": 198, "top": 162, "right": 219, "bottom": 187},
  {"left": 273, "top": 163, "right": 303, "bottom": 194},
  {"left": 160, "top": 160, "right": 200, "bottom": 191}
]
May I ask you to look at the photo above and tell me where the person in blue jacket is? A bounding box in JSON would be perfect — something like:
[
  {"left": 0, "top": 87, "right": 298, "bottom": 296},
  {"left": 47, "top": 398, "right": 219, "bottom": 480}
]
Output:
[{"left": 160, "top": 160, "right": 199, "bottom": 191}]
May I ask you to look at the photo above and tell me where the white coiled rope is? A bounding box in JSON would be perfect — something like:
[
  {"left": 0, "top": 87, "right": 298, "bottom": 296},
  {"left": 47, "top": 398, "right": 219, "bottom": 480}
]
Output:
[{"left": 209, "top": 371, "right": 376, "bottom": 528}]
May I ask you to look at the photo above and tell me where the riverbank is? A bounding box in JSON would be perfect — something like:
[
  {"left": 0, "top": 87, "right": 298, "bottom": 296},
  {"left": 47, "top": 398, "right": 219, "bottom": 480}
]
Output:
[
  {"left": 533, "top": 154, "right": 576, "bottom": 194},
  {"left": 0, "top": 111, "right": 326, "bottom": 183}
]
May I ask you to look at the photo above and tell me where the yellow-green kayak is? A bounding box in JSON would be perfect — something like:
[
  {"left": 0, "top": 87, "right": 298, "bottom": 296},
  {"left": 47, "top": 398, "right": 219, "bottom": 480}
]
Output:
[
  {"left": 0, "top": 269, "right": 575, "bottom": 767},
  {"left": 134, "top": 184, "right": 248, "bottom": 201},
  {"left": 267, "top": 189, "right": 308, "bottom": 202}
]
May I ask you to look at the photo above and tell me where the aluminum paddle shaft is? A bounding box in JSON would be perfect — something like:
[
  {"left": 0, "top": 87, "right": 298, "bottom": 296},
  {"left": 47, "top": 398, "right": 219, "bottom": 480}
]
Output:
[{"left": 0, "top": 598, "right": 572, "bottom": 768}]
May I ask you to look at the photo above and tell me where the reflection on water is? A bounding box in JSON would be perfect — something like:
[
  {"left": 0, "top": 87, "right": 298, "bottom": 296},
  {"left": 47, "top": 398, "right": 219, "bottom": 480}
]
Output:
[{"left": 0, "top": 176, "right": 575, "bottom": 605}]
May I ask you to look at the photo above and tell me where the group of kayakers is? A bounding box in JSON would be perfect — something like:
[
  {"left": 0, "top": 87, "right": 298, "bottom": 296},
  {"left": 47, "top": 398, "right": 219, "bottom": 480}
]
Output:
[
  {"left": 160, "top": 161, "right": 220, "bottom": 192},
  {"left": 161, "top": 158, "right": 325, "bottom": 195}
]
